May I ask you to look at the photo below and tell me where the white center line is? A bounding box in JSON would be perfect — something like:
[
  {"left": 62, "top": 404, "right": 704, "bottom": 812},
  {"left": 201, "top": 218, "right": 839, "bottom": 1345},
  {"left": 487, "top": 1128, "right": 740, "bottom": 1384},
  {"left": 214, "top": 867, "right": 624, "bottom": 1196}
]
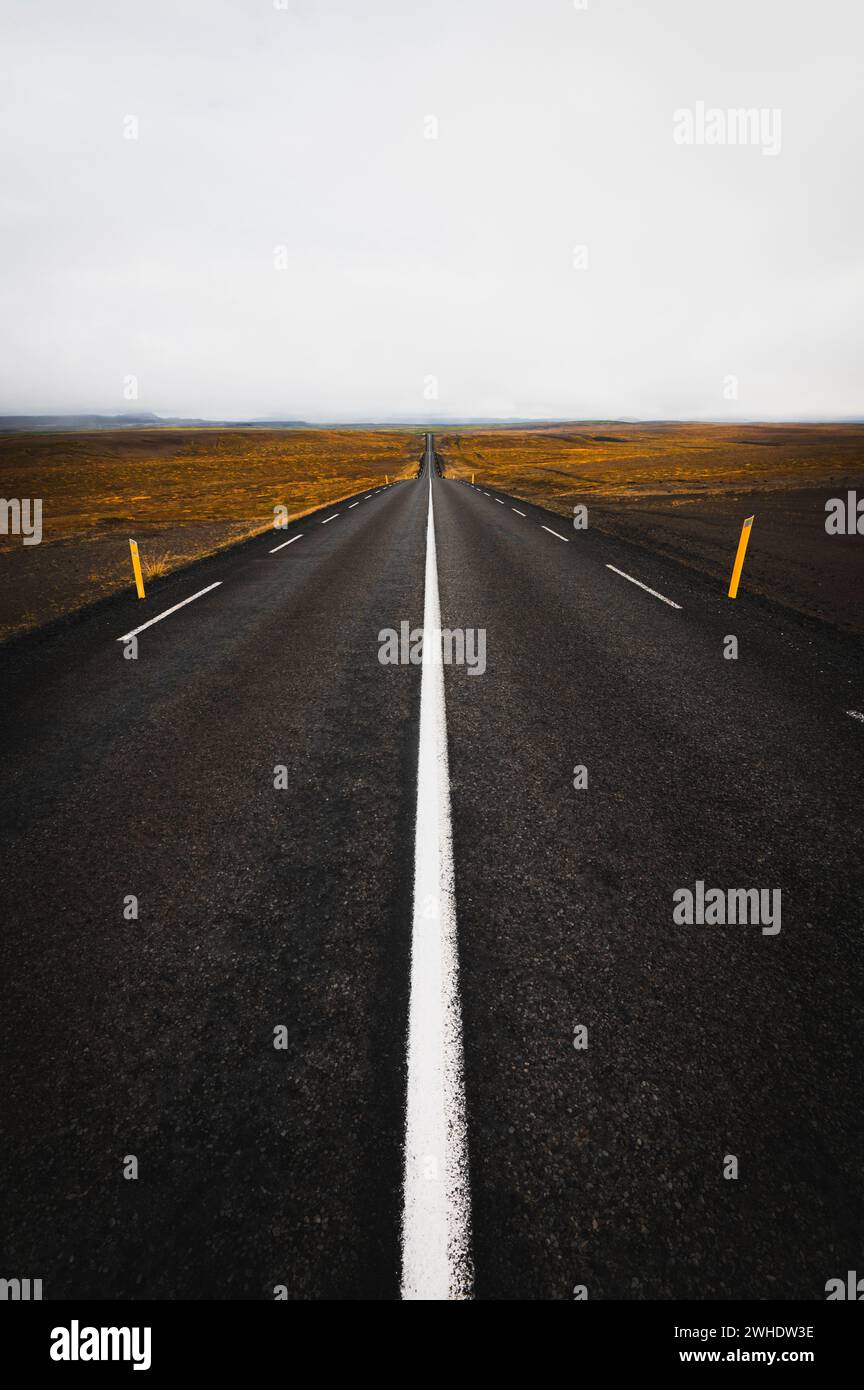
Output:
[
  {"left": 847, "top": 710, "right": 864, "bottom": 722},
  {"left": 495, "top": 498, "right": 504, "bottom": 505},
  {"left": 606, "top": 564, "right": 682, "bottom": 609},
  {"left": 115, "top": 582, "right": 223, "bottom": 642},
  {"left": 321, "top": 513, "right": 340, "bottom": 524},
  {"left": 365, "top": 493, "right": 373, "bottom": 498},
  {"left": 541, "top": 525, "right": 569, "bottom": 542},
  {"left": 512, "top": 508, "right": 526, "bottom": 517},
  {"left": 401, "top": 468, "right": 473, "bottom": 1302},
  {"left": 348, "top": 501, "right": 360, "bottom": 508},
  {"left": 269, "top": 534, "right": 303, "bottom": 553}
]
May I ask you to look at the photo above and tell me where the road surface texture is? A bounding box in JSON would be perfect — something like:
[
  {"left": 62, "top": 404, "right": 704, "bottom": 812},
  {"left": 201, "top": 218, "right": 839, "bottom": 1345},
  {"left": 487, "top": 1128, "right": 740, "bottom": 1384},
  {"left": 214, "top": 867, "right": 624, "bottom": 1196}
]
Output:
[{"left": 1, "top": 437, "right": 862, "bottom": 1300}]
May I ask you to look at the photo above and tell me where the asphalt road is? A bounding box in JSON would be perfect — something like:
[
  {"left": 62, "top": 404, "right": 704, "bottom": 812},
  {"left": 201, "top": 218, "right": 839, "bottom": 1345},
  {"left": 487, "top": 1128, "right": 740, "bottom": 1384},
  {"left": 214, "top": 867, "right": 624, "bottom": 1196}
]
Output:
[{"left": 1, "top": 436, "right": 862, "bottom": 1300}]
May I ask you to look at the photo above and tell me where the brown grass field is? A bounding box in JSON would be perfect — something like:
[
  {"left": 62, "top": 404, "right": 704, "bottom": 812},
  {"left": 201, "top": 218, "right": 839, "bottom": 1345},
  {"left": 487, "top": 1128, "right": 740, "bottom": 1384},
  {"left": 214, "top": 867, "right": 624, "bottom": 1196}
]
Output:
[
  {"left": 0, "top": 428, "right": 420, "bottom": 641},
  {"left": 438, "top": 423, "right": 864, "bottom": 634},
  {"left": 3, "top": 422, "right": 863, "bottom": 641}
]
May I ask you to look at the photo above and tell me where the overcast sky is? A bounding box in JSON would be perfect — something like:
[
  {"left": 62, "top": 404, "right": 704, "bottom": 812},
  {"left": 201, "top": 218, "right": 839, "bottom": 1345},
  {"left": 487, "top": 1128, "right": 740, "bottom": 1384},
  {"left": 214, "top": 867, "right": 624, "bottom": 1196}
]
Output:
[{"left": 0, "top": 0, "right": 861, "bottom": 420}]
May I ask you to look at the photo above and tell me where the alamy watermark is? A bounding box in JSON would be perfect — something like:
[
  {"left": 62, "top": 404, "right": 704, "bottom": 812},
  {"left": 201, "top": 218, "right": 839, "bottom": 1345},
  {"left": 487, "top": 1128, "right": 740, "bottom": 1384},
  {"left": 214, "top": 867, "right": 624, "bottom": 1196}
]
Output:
[
  {"left": 673, "top": 102, "right": 782, "bottom": 157},
  {"left": 825, "top": 492, "right": 864, "bottom": 534},
  {"left": 50, "top": 1323, "right": 151, "bottom": 1371},
  {"left": 0, "top": 497, "right": 42, "bottom": 545},
  {"left": 673, "top": 881, "right": 781, "bottom": 935},
  {"left": 0, "top": 1276, "right": 42, "bottom": 1300},
  {"left": 378, "top": 621, "right": 486, "bottom": 675},
  {"left": 825, "top": 1270, "right": 864, "bottom": 1299}
]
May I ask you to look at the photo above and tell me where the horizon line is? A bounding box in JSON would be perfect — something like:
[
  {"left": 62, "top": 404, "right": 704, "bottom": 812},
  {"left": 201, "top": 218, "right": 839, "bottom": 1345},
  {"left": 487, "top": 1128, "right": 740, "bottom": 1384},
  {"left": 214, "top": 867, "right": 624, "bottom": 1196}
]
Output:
[{"left": 2, "top": 411, "right": 864, "bottom": 430}]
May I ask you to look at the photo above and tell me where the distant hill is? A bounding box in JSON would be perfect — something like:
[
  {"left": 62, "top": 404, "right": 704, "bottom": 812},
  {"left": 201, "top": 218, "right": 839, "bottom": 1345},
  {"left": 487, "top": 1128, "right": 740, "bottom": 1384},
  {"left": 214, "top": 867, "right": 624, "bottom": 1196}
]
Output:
[
  {"left": 0, "top": 414, "right": 312, "bottom": 432},
  {"left": 1, "top": 413, "right": 859, "bottom": 433}
]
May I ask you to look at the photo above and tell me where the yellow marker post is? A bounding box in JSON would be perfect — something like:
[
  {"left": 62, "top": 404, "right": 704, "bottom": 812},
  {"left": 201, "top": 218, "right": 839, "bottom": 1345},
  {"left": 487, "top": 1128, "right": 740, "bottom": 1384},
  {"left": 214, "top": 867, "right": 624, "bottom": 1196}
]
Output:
[
  {"left": 727, "top": 516, "right": 755, "bottom": 598},
  {"left": 472, "top": 473, "right": 475, "bottom": 484},
  {"left": 129, "top": 538, "right": 145, "bottom": 599}
]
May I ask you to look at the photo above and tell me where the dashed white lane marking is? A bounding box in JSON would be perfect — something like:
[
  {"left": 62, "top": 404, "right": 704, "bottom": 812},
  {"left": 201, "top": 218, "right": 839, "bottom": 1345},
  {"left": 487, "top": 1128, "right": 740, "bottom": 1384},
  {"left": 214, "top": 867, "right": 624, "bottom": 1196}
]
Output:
[
  {"left": 401, "top": 466, "right": 472, "bottom": 1302},
  {"left": 365, "top": 493, "right": 373, "bottom": 498},
  {"left": 541, "top": 525, "right": 569, "bottom": 543},
  {"left": 847, "top": 710, "right": 864, "bottom": 722},
  {"left": 495, "top": 498, "right": 504, "bottom": 505},
  {"left": 321, "top": 513, "right": 340, "bottom": 524},
  {"left": 348, "top": 501, "right": 360, "bottom": 508},
  {"left": 483, "top": 491, "right": 491, "bottom": 496},
  {"left": 512, "top": 508, "right": 526, "bottom": 517},
  {"left": 269, "top": 534, "right": 303, "bottom": 553},
  {"left": 116, "top": 582, "right": 223, "bottom": 642},
  {"left": 606, "top": 564, "right": 682, "bottom": 609}
]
